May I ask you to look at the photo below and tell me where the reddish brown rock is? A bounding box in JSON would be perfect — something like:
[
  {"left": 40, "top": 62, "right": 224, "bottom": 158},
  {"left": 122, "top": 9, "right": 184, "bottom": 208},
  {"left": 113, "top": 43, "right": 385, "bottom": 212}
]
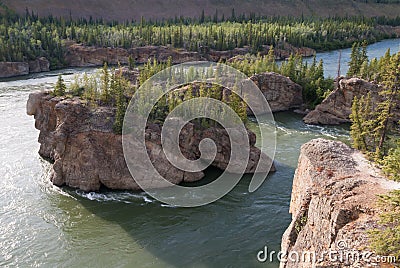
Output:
[
  {"left": 27, "top": 91, "right": 274, "bottom": 191},
  {"left": 65, "top": 42, "right": 315, "bottom": 68},
  {"left": 304, "top": 77, "right": 400, "bottom": 125},
  {"left": 280, "top": 138, "right": 400, "bottom": 268},
  {"left": 0, "top": 62, "right": 29, "bottom": 78},
  {"left": 250, "top": 72, "right": 303, "bottom": 112},
  {"left": 28, "top": 57, "right": 50, "bottom": 73}
]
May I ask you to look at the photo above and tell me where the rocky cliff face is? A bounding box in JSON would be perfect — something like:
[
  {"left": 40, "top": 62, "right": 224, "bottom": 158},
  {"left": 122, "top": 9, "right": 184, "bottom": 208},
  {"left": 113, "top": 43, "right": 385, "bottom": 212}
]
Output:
[
  {"left": 0, "top": 62, "right": 29, "bottom": 78},
  {"left": 0, "top": 57, "right": 50, "bottom": 78},
  {"left": 303, "top": 77, "right": 400, "bottom": 125},
  {"left": 28, "top": 57, "right": 51, "bottom": 73},
  {"left": 280, "top": 138, "right": 400, "bottom": 268},
  {"left": 65, "top": 44, "right": 203, "bottom": 67},
  {"left": 27, "top": 91, "right": 274, "bottom": 192},
  {"left": 65, "top": 43, "right": 315, "bottom": 68},
  {"left": 250, "top": 72, "right": 303, "bottom": 112}
]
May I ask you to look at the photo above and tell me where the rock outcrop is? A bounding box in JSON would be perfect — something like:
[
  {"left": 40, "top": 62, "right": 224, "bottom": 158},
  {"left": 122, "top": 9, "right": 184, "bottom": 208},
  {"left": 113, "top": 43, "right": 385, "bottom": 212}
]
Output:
[
  {"left": 65, "top": 43, "right": 315, "bottom": 68},
  {"left": 65, "top": 44, "right": 204, "bottom": 67},
  {"left": 161, "top": 72, "right": 303, "bottom": 114},
  {"left": 28, "top": 57, "right": 50, "bottom": 73},
  {"left": 303, "top": 77, "right": 400, "bottom": 125},
  {"left": 0, "top": 57, "right": 50, "bottom": 78},
  {"left": 27, "top": 91, "right": 275, "bottom": 192},
  {"left": 250, "top": 72, "right": 303, "bottom": 112},
  {"left": 0, "top": 62, "right": 29, "bottom": 78},
  {"left": 280, "top": 138, "right": 400, "bottom": 268}
]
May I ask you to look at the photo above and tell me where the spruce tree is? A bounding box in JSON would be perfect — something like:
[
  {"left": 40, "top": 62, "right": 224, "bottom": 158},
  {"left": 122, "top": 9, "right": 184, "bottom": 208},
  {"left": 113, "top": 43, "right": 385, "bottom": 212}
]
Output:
[
  {"left": 347, "top": 42, "right": 361, "bottom": 77},
  {"left": 350, "top": 96, "right": 367, "bottom": 151},
  {"left": 54, "top": 74, "right": 66, "bottom": 96},
  {"left": 113, "top": 70, "right": 126, "bottom": 134},
  {"left": 382, "top": 139, "right": 400, "bottom": 181},
  {"left": 100, "top": 62, "right": 110, "bottom": 103}
]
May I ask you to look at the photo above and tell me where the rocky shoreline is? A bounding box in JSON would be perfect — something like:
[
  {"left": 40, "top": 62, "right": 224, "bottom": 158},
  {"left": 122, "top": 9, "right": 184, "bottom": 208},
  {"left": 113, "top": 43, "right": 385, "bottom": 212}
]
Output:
[
  {"left": 0, "top": 57, "right": 50, "bottom": 78},
  {"left": 0, "top": 42, "right": 315, "bottom": 79},
  {"left": 280, "top": 138, "right": 400, "bottom": 268}
]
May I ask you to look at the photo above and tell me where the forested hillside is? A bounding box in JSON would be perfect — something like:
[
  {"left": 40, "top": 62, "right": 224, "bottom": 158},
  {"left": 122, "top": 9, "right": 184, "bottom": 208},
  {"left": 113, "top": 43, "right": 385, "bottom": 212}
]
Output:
[{"left": 3, "top": 0, "right": 400, "bottom": 21}]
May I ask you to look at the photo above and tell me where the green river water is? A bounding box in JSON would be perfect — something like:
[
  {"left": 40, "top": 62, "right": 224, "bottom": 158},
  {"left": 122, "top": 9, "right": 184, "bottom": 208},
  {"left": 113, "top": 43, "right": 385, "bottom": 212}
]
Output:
[{"left": 0, "top": 38, "right": 399, "bottom": 268}]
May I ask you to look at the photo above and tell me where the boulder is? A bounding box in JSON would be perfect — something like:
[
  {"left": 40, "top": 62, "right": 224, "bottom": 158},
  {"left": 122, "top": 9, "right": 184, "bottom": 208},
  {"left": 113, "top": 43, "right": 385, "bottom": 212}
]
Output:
[{"left": 250, "top": 72, "right": 303, "bottom": 113}]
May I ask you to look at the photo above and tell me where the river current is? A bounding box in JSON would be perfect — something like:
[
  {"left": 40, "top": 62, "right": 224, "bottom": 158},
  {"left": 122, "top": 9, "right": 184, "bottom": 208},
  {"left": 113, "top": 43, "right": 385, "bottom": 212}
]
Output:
[{"left": 0, "top": 39, "right": 399, "bottom": 267}]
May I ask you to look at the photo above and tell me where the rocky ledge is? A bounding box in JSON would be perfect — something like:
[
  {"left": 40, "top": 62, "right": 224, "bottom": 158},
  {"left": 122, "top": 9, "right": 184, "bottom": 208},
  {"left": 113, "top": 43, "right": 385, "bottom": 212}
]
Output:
[
  {"left": 27, "top": 91, "right": 275, "bottom": 192},
  {"left": 280, "top": 138, "right": 400, "bottom": 268},
  {"left": 0, "top": 57, "right": 50, "bottom": 78},
  {"left": 65, "top": 42, "right": 315, "bottom": 67},
  {"left": 304, "top": 77, "right": 400, "bottom": 125}
]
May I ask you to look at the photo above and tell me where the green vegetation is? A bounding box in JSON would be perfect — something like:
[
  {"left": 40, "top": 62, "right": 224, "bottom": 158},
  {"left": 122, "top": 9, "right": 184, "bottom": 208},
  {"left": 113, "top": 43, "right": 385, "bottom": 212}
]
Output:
[
  {"left": 58, "top": 62, "right": 248, "bottom": 133},
  {"left": 349, "top": 50, "right": 400, "bottom": 258},
  {"left": 349, "top": 51, "right": 399, "bottom": 165},
  {"left": 228, "top": 49, "right": 334, "bottom": 108},
  {"left": 382, "top": 140, "right": 400, "bottom": 181},
  {"left": 53, "top": 74, "right": 66, "bottom": 96},
  {"left": 0, "top": 8, "right": 399, "bottom": 68},
  {"left": 369, "top": 190, "right": 400, "bottom": 259},
  {"left": 347, "top": 41, "right": 368, "bottom": 77}
]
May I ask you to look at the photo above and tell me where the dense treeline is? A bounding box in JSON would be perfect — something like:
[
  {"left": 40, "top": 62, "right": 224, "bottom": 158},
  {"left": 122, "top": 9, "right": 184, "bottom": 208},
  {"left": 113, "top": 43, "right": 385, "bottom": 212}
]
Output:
[{"left": 0, "top": 4, "right": 400, "bottom": 68}]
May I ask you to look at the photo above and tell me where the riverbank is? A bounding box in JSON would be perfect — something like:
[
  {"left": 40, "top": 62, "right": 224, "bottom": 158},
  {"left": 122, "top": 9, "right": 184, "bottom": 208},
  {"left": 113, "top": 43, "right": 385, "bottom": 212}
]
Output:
[
  {"left": 3, "top": 35, "right": 400, "bottom": 80},
  {"left": 0, "top": 42, "right": 316, "bottom": 79}
]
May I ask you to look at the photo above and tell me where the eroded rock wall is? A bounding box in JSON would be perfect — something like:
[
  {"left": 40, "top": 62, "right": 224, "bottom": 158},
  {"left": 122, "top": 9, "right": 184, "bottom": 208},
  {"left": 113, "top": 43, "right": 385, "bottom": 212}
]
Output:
[
  {"left": 280, "top": 138, "right": 400, "bottom": 268},
  {"left": 303, "top": 77, "right": 400, "bottom": 125},
  {"left": 27, "top": 91, "right": 274, "bottom": 191}
]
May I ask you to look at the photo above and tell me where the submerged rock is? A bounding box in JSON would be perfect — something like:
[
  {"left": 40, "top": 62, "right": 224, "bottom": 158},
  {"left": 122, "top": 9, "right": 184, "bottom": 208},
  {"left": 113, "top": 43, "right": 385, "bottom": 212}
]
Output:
[
  {"left": 27, "top": 91, "right": 275, "bottom": 192},
  {"left": 280, "top": 138, "right": 400, "bottom": 268}
]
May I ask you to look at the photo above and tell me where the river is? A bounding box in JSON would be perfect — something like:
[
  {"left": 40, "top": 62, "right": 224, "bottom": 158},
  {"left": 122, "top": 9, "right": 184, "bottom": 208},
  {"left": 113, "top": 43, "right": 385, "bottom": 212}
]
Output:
[{"left": 0, "top": 38, "right": 398, "bottom": 268}]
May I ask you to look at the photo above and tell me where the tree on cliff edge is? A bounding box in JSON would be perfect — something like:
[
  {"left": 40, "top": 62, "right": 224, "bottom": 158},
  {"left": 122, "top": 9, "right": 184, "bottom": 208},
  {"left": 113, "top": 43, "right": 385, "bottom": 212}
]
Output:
[{"left": 54, "top": 75, "right": 66, "bottom": 96}]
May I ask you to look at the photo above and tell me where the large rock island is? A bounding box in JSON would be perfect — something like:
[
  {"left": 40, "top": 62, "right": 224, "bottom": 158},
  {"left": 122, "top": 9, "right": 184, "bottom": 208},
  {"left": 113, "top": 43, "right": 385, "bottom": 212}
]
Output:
[
  {"left": 27, "top": 91, "right": 275, "bottom": 192},
  {"left": 280, "top": 138, "right": 400, "bottom": 267}
]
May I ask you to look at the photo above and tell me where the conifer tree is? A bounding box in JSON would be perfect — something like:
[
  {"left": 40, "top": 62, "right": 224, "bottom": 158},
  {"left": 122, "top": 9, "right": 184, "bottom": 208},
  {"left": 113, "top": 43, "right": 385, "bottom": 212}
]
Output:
[
  {"left": 376, "top": 53, "right": 400, "bottom": 155},
  {"left": 382, "top": 139, "right": 400, "bottom": 181},
  {"left": 128, "top": 55, "right": 135, "bottom": 70},
  {"left": 100, "top": 62, "right": 110, "bottom": 103},
  {"left": 347, "top": 42, "right": 361, "bottom": 77},
  {"left": 54, "top": 74, "right": 66, "bottom": 96},
  {"left": 350, "top": 95, "right": 368, "bottom": 151},
  {"left": 113, "top": 70, "right": 126, "bottom": 134}
]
